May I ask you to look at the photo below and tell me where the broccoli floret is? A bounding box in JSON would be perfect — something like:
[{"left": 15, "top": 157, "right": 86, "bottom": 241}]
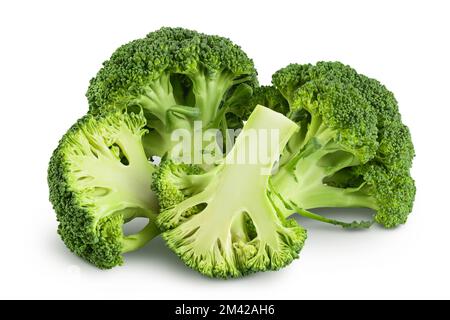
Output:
[
  {"left": 257, "top": 62, "right": 415, "bottom": 228},
  {"left": 87, "top": 27, "right": 257, "bottom": 158},
  {"left": 152, "top": 106, "right": 306, "bottom": 278},
  {"left": 48, "top": 111, "right": 159, "bottom": 268},
  {"left": 152, "top": 160, "right": 206, "bottom": 212}
]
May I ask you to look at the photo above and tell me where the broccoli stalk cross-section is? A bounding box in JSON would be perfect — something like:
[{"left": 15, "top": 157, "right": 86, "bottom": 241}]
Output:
[
  {"left": 48, "top": 111, "right": 159, "bottom": 268},
  {"left": 153, "top": 106, "right": 306, "bottom": 278}
]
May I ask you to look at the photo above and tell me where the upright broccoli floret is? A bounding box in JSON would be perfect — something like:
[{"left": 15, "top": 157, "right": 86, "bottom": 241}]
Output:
[
  {"left": 259, "top": 62, "right": 415, "bottom": 228},
  {"left": 48, "top": 111, "right": 159, "bottom": 268},
  {"left": 152, "top": 106, "right": 306, "bottom": 278},
  {"left": 87, "top": 27, "right": 257, "bottom": 157}
]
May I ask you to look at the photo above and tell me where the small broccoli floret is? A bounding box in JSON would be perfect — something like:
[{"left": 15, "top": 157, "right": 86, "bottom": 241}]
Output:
[
  {"left": 352, "top": 164, "right": 415, "bottom": 228},
  {"left": 48, "top": 111, "right": 159, "bottom": 268},
  {"left": 265, "top": 62, "right": 415, "bottom": 228},
  {"left": 87, "top": 27, "right": 257, "bottom": 158},
  {"left": 151, "top": 159, "right": 206, "bottom": 213},
  {"left": 153, "top": 106, "right": 306, "bottom": 278},
  {"left": 247, "top": 86, "right": 290, "bottom": 119}
]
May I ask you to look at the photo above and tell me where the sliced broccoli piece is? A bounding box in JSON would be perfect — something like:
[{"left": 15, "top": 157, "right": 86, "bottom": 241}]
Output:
[
  {"left": 262, "top": 62, "right": 415, "bottom": 228},
  {"left": 153, "top": 106, "right": 306, "bottom": 278},
  {"left": 48, "top": 111, "right": 159, "bottom": 268},
  {"left": 87, "top": 27, "right": 257, "bottom": 158}
]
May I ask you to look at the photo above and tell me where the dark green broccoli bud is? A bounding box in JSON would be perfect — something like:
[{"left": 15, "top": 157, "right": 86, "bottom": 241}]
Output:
[
  {"left": 268, "top": 62, "right": 415, "bottom": 228},
  {"left": 48, "top": 111, "right": 159, "bottom": 268},
  {"left": 248, "top": 86, "right": 290, "bottom": 117},
  {"left": 353, "top": 164, "right": 416, "bottom": 228},
  {"left": 87, "top": 27, "right": 258, "bottom": 157},
  {"left": 153, "top": 106, "right": 306, "bottom": 278}
]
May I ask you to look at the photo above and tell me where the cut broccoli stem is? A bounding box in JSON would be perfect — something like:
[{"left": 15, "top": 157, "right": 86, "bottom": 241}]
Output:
[
  {"left": 70, "top": 114, "right": 160, "bottom": 233},
  {"left": 49, "top": 112, "right": 161, "bottom": 268},
  {"left": 73, "top": 135, "right": 157, "bottom": 222},
  {"left": 156, "top": 106, "right": 305, "bottom": 277}
]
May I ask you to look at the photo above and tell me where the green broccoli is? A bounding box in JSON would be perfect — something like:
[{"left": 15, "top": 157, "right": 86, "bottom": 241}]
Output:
[
  {"left": 87, "top": 27, "right": 257, "bottom": 158},
  {"left": 152, "top": 106, "right": 306, "bottom": 278},
  {"left": 47, "top": 25, "right": 417, "bottom": 276},
  {"left": 252, "top": 62, "right": 415, "bottom": 228},
  {"left": 48, "top": 111, "right": 159, "bottom": 269}
]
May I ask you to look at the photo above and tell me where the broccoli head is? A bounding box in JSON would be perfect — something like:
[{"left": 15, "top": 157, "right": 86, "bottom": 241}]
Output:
[
  {"left": 152, "top": 106, "right": 306, "bottom": 278},
  {"left": 48, "top": 111, "right": 159, "bottom": 268},
  {"left": 254, "top": 62, "right": 415, "bottom": 228},
  {"left": 87, "top": 27, "right": 257, "bottom": 157}
]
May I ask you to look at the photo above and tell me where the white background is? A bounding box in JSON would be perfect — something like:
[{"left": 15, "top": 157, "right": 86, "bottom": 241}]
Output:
[{"left": 1, "top": 0, "right": 449, "bottom": 299}]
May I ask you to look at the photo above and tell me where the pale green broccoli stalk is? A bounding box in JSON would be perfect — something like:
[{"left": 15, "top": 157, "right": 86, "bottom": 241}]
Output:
[
  {"left": 87, "top": 27, "right": 257, "bottom": 157},
  {"left": 48, "top": 111, "right": 159, "bottom": 269},
  {"left": 252, "top": 62, "right": 415, "bottom": 228},
  {"left": 153, "top": 106, "right": 306, "bottom": 278}
]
